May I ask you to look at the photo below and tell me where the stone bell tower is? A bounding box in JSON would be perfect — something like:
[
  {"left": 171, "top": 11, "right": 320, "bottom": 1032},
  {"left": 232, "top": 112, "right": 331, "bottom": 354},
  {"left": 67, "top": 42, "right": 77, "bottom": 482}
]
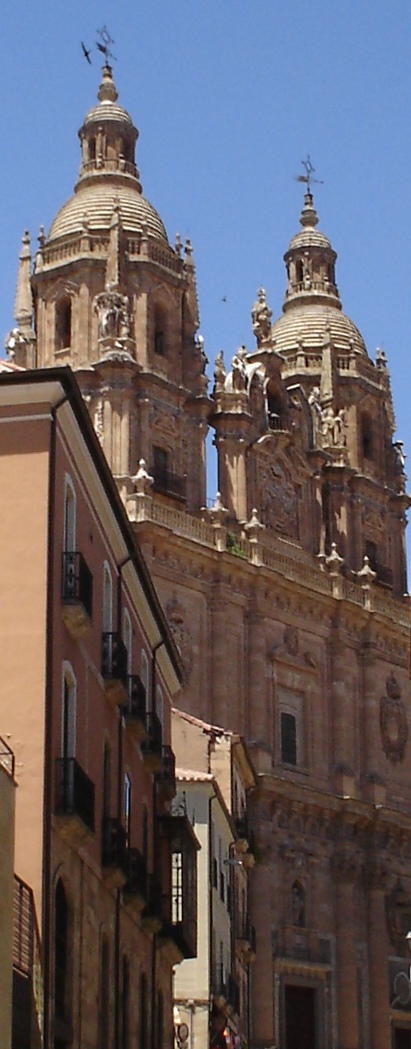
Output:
[
  {"left": 212, "top": 191, "right": 409, "bottom": 596},
  {"left": 9, "top": 63, "right": 210, "bottom": 511}
]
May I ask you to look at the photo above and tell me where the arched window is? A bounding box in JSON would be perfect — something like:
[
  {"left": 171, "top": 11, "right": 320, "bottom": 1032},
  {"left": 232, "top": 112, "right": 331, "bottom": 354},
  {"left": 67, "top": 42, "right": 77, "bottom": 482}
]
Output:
[
  {"left": 62, "top": 663, "right": 76, "bottom": 760},
  {"left": 99, "top": 936, "right": 110, "bottom": 1049},
  {"left": 54, "top": 879, "right": 71, "bottom": 1030},
  {"left": 139, "top": 973, "right": 148, "bottom": 1049},
  {"left": 281, "top": 712, "right": 297, "bottom": 765},
  {"left": 153, "top": 305, "right": 167, "bottom": 356},
  {"left": 156, "top": 686, "right": 164, "bottom": 727},
  {"left": 103, "top": 564, "right": 113, "bottom": 633},
  {"left": 123, "top": 609, "right": 132, "bottom": 675},
  {"left": 295, "top": 259, "right": 304, "bottom": 284},
  {"left": 141, "top": 650, "right": 149, "bottom": 697},
  {"left": 266, "top": 383, "right": 283, "bottom": 430},
  {"left": 361, "top": 413, "right": 373, "bottom": 461},
  {"left": 56, "top": 296, "right": 72, "bottom": 351},
  {"left": 365, "top": 539, "right": 378, "bottom": 572},
  {"left": 63, "top": 476, "right": 76, "bottom": 553}
]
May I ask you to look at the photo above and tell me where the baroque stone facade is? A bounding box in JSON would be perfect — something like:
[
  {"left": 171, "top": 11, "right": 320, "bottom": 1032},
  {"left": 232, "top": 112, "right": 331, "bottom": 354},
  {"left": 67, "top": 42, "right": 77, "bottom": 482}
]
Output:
[{"left": 8, "top": 61, "right": 411, "bottom": 1049}]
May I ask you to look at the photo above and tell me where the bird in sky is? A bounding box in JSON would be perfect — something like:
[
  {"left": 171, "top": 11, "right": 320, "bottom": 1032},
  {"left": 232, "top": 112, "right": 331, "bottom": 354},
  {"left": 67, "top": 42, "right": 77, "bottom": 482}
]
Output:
[
  {"left": 81, "top": 42, "right": 92, "bottom": 64},
  {"left": 221, "top": 296, "right": 227, "bottom": 303}
]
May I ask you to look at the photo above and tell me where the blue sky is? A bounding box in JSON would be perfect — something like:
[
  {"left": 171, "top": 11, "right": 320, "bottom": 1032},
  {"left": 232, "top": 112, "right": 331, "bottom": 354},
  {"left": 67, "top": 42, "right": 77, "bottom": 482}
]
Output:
[{"left": 2, "top": 1, "right": 411, "bottom": 550}]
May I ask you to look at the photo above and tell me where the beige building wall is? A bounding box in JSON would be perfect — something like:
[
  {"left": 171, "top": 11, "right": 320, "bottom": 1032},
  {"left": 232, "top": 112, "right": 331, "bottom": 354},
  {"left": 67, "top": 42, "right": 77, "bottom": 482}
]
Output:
[
  {"left": 0, "top": 752, "right": 15, "bottom": 1049},
  {"left": 0, "top": 413, "right": 49, "bottom": 917}
]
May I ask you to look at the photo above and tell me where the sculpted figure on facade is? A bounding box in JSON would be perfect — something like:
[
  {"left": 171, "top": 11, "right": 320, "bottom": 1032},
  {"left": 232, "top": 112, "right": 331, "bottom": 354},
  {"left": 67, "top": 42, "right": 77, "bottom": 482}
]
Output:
[
  {"left": 213, "top": 351, "right": 226, "bottom": 394},
  {"left": 308, "top": 386, "right": 322, "bottom": 446},
  {"left": 94, "top": 284, "right": 131, "bottom": 345},
  {"left": 251, "top": 287, "right": 272, "bottom": 347},
  {"left": 231, "top": 346, "right": 248, "bottom": 392},
  {"left": 320, "top": 404, "right": 346, "bottom": 448}
]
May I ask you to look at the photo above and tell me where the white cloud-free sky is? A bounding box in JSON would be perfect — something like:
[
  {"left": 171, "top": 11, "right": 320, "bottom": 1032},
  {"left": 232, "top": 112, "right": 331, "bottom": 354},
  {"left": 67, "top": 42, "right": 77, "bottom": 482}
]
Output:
[{"left": 2, "top": 1, "right": 411, "bottom": 553}]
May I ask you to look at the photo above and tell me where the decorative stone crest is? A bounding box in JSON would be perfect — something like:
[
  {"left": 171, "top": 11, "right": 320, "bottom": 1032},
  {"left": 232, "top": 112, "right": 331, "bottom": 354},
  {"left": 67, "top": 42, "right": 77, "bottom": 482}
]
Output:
[
  {"left": 380, "top": 674, "right": 408, "bottom": 764},
  {"left": 166, "top": 593, "right": 193, "bottom": 680},
  {"left": 284, "top": 625, "right": 299, "bottom": 656}
]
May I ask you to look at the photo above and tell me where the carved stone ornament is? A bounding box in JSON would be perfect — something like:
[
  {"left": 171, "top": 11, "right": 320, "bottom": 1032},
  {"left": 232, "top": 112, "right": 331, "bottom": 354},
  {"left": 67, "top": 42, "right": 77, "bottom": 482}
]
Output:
[
  {"left": 251, "top": 287, "right": 272, "bottom": 347},
  {"left": 165, "top": 593, "right": 193, "bottom": 680},
  {"left": 386, "top": 881, "right": 411, "bottom": 951},
  {"left": 380, "top": 674, "right": 408, "bottom": 764},
  {"left": 284, "top": 625, "right": 299, "bottom": 656},
  {"left": 93, "top": 286, "right": 131, "bottom": 343}
]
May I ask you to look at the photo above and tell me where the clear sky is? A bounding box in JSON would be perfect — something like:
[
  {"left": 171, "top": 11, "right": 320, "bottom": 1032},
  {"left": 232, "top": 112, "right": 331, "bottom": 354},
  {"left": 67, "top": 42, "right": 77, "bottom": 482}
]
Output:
[{"left": 2, "top": 1, "right": 411, "bottom": 553}]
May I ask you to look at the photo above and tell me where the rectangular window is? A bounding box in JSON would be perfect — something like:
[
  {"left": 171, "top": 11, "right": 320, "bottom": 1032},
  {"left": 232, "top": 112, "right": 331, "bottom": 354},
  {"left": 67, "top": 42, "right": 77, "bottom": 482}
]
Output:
[
  {"left": 171, "top": 851, "right": 183, "bottom": 923},
  {"left": 281, "top": 712, "right": 297, "bottom": 765}
]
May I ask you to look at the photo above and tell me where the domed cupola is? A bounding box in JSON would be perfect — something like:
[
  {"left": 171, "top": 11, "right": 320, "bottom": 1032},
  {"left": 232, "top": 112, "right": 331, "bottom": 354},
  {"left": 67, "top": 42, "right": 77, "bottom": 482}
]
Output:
[
  {"left": 47, "top": 64, "right": 168, "bottom": 245},
  {"left": 271, "top": 192, "right": 368, "bottom": 358},
  {"left": 283, "top": 191, "right": 340, "bottom": 311}
]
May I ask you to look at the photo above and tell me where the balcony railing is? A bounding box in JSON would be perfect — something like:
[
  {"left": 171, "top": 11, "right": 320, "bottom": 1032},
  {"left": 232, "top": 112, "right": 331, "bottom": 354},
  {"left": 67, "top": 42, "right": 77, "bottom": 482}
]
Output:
[
  {"left": 55, "top": 757, "right": 95, "bottom": 833},
  {"left": 121, "top": 675, "right": 146, "bottom": 725},
  {"left": 101, "top": 632, "right": 128, "bottom": 688},
  {"left": 156, "top": 745, "right": 176, "bottom": 798},
  {"left": 151, "top": 466, "right": 187, "bottom": 501},
  {"left": 61, "top": 551, "right": 93, "bottom": 619}
]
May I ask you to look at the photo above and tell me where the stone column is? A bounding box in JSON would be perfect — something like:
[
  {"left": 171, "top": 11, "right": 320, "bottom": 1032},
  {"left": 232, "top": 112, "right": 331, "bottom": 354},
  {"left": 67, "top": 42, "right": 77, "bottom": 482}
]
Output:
[
  {"left": 332, "top": 852, "right": 360, "bottom": 1049},
  {"left": 103, "top": 389, "right": 112, "bottom": 467},
  {"left": 365, "top": 863, "right": 390, "bottom": 1049}
]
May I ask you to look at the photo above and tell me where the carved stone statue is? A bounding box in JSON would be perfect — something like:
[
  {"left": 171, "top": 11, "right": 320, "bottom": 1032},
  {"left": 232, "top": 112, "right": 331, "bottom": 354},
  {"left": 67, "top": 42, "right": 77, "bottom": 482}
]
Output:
[
  {"left": 231, "top": 346, "right": 248, "bottom": 392},
  {"left": 213, "top": 350, "right": 226, "bottom": 393},
  {"left": 251, "top": 287, "right": 272, "bottom": 347},
  {"left": 321, "top": 404, "right": 346, "bottom": 447},
  {"left": 308, "top": 386, "right": 322, "bottom": 444},
  {"left": 94, "top": 285, "right": 131, "bottom": 344}
]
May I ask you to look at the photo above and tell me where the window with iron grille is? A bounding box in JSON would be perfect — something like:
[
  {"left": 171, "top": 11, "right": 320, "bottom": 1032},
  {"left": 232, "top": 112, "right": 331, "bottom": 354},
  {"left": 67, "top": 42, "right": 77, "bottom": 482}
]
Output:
[{"left": 172, "top": 851, "right": 183, "bottom": 924}]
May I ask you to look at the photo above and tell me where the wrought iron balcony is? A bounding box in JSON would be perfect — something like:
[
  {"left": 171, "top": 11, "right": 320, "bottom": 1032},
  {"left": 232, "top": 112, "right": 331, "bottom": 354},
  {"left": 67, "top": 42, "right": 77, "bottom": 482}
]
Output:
[
  {"left": 121, "top": 675, "right": 146, "bottom": 738},
  {"left": 61, "top": 552, "right": 93, "bottom": 636},
  {"left": 150, "top": 466, "right": 186, "bottom": 501},
  {"left": 156, "top": 744, "right": 176, "bottom": 799},
  {"left": 102, "top": 817, "right": 128, "bottom": 883},
  {"left": 101, "top": 632, "right": 128, "bottom": 701},
  {"left": 55, "top": 757, "right": 95, "bottom": 835},
  {"left": 141, "top": 711, "right": 163, "bottom": 773}
]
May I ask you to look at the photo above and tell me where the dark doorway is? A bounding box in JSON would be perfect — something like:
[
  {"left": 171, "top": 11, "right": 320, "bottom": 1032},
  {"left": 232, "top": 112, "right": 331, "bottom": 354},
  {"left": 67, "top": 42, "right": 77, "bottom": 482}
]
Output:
[
  {"left": 394, "top": 1028, "right": 411, "bottom": 1049},
  {"left": 284, "top": 985, "right": 316, "bottom": 1049}
]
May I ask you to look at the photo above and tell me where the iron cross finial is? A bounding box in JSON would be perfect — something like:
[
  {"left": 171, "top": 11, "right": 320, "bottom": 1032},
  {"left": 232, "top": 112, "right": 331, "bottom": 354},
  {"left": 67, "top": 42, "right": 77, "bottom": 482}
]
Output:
[
  {"left": 96, "top": 25, "right": 117, "bottom": 63},
  {"left": 295, "top": 155, "right": 324, "bottom": 193}
]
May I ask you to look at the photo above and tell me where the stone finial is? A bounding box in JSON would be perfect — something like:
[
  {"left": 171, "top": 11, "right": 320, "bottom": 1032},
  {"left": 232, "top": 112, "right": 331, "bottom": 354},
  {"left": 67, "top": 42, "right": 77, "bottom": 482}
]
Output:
[
  {"left": 213, "top": 351, "right": 226, "bottom": 393},
  {"left": 97, "top": 64, "right": 119, "bottom": 104},
  {"left": 208, "top": 491, "right": 228, "bottom": 527},
  {"left": 375, "top": 346, "right": 388, "bottom": 370},
  {"left": 244, "top": 509, "right": 265, "bottom": 566},
  {"left": 325, "top": 543, "right": 344, "bottom": 576},
  {"left": 357, "top": 556, "right": 377, "bottom": 588},
  {"left": 132, "top": 459, "right": 154, "bottom": 495},
  {"left": 244, "top": 508, "right": 265, "bottom": 541},
  {"left": 184, "top": 238, "right": 193, "bottom": 258},
  {"left": 14, "top": 231, "right": 33, "bottom": 330},
  {"left": 174, "top": 233, "right": 182, "bottom": 257}
]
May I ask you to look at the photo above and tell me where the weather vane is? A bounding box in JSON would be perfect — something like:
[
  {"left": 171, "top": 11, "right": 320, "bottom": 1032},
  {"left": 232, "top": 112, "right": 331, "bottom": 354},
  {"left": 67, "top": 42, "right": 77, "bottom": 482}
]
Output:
[
  {"left": 96, "top": 25, "right": 117, "bottom": 63},
  {"left": 295, "top": 155, "right": 324, "bottom": 194}
]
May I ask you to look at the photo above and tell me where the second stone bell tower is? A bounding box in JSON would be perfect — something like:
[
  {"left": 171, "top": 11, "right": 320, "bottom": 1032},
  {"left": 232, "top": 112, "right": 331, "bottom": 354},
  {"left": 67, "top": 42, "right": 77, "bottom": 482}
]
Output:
[{"left": 16, "top": 63, "right": 211, "bottom": 511}]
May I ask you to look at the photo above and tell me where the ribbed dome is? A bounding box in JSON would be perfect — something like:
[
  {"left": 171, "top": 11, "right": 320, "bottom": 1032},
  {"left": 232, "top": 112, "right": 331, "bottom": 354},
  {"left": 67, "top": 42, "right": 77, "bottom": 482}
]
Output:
[
  {"left": 83, "top": 100, "right": 134, "bottom": 127},
  {"left": 46, "top": 65, "right": 169, "bottom": 246},
  {"left": 272, "top": 304, "right": 367, "bottom": 357},
  {"left": 48, "top": 183, "right": 168, "bottom": 243},
  {"left": 288, "top": 227, "right": 332, "bottom": 251}
]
